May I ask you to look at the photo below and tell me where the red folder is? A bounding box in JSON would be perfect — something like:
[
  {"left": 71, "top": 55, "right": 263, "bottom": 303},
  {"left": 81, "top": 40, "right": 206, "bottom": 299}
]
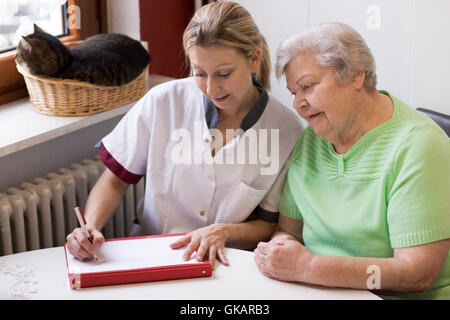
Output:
[{"left": 64, "top": 233, "right": 212, "bottom": 289}]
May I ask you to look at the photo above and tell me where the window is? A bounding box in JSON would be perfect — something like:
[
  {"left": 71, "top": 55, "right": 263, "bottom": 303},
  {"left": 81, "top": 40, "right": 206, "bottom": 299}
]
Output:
[
  {"left": 0, "top": 0, "right": 68, "bottom": 53},
  {"left": 0, "top": 0, "right": 107, "bottom": 105}
]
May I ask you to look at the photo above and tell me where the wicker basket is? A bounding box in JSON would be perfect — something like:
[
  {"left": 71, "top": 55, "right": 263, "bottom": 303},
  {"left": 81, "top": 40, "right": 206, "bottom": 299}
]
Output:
[{"left": 16, "top": 64, "right": 149, "bottom": 116}]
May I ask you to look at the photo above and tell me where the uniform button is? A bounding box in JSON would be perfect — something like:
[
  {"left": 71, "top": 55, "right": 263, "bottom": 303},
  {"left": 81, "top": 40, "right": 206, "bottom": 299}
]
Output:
[
  {"left": 199, "top": 210, "right": 205, "bottom": 216},
  {"left": 204, "top": 138, "right": 210, "bottom": 144}
]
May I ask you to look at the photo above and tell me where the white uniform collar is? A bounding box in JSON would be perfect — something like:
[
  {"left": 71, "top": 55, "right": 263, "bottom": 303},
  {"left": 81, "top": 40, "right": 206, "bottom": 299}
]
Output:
[{"left": 202, "top": 74, "right": 269, "bottom": 132}]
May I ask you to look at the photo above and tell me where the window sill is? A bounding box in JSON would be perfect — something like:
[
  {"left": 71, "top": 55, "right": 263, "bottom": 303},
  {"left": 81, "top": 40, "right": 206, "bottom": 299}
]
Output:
[{"left": 0, "top": 74, "right": 175, "bottom": 158}]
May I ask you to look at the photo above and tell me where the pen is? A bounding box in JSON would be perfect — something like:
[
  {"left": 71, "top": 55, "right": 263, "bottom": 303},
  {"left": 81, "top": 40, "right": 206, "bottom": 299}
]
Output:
[
  {"left": 74, "top": 206, "right": 98, "bottom": 260},
  {"left": 74, "top": 206, "right": 91, "bottom": 240}
]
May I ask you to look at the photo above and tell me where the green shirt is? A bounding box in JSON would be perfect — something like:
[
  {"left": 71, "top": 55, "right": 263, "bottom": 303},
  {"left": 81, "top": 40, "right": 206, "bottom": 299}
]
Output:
[{"left": 280, "top": 91, "right": 450, "bottom": 299}]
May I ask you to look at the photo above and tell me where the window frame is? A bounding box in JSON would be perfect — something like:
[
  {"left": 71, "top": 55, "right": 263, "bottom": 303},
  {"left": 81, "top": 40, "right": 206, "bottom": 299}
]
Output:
[{"left": 0, "top": 0, "right": 108, "bottom": 105}]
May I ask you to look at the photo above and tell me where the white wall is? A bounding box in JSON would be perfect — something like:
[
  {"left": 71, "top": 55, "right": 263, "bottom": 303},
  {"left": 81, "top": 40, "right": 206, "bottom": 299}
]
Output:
[
  {"left": 234, "top": 0, "right": 450, "bottom": 115},
  {"left": 409, "top": 0, "right": 450, "bottom": 114},
  {"left": 107, "top": 0, "right": 141, "bottom": 40}
]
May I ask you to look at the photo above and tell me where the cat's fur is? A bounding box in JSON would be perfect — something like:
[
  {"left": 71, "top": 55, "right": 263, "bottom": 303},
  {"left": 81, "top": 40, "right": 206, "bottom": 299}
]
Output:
[{"left": 15, "top": 24, "right": 151, "bottom": 86}]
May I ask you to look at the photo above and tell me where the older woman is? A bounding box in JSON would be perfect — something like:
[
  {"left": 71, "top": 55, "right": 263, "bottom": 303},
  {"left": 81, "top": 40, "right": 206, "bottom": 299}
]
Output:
[{"left": 254, "top": 22, "right": 450, "bottom": 299}]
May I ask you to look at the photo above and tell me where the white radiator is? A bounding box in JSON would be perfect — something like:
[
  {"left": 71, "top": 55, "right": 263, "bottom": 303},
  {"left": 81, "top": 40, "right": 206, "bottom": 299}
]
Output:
[{"left": 0, "top": 157, "right": 145, "bottom": 256}]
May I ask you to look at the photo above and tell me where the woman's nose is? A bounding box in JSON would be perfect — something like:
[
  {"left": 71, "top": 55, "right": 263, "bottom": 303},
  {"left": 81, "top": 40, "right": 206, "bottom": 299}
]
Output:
[
  {"left": 293, "top": 93, "right": 307, "bottom": 114},
  {"left": 206, "top": 77, "right": 220, "bottom": 96}
]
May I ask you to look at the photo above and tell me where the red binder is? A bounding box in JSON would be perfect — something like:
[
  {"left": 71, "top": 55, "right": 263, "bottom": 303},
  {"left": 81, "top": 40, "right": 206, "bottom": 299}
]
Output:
[{"left": 64, "top": 233, "right": 212, "bottom": 289}]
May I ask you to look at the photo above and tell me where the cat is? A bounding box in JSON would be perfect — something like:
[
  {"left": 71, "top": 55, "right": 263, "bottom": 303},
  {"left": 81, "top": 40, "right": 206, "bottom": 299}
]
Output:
[{"left": 15, "top": 24, "right": 151, "bottom": 86}]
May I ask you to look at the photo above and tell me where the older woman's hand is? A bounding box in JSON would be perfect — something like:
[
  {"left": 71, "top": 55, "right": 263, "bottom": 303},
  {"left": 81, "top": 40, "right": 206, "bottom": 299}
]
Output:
[
  {"left": 254, "top": 238, "right": 314, "bottom": 282},
  {"left": 170, "top": 224, "right": 230, "bottom": 268}
]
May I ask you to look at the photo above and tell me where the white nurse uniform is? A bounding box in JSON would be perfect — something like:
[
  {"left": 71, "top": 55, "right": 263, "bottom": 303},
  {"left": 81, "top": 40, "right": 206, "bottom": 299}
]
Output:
[{"left": 100, "top": 77, "right": 302, "bottom": 235}]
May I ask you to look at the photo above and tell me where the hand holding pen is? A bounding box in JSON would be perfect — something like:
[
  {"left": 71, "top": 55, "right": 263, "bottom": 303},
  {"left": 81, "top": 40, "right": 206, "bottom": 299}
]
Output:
[{"left": 66, "top": 206, "right": 105, "bottom": 261}]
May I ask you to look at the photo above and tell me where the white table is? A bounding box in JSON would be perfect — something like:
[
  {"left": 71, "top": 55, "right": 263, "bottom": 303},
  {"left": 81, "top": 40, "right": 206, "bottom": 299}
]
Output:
[{"left": 0, "top": 246, "right": 380, "bottom": 300}]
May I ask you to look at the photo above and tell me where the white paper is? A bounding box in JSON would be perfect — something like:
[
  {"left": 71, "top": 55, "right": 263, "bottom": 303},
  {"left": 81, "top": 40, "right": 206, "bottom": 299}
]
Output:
[{"left": 66, "top": 235, "right": 203, "bottom": 274}]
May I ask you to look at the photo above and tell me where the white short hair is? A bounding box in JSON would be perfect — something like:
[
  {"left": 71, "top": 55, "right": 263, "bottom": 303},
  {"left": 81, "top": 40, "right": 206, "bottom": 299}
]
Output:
[{"left": 275, "top": 22, "right": 377, "bottom": 90}]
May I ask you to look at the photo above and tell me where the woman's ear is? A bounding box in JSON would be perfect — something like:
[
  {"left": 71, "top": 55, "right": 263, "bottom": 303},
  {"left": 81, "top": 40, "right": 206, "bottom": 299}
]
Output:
[
  {"left": 353, "top": 71, "right": 366, "bottom": 90},
  {"left": 250, "top": 47, "right": 262, "bottom": 74}
]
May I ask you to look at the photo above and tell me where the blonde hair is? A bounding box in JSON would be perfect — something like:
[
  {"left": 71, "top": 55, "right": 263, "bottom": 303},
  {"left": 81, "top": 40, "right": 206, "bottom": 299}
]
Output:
[
  {"left": 183, "top": 1, "right": 271, "bottom": 90},
  {"left": 275, "top": 22, "right": 377, "bottom": 91}
]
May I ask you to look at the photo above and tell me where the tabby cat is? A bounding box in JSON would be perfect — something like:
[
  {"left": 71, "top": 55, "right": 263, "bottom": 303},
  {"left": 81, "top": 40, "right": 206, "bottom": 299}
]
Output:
[{"left": 15, "top": 24, "right": 151, "bottom": 86}]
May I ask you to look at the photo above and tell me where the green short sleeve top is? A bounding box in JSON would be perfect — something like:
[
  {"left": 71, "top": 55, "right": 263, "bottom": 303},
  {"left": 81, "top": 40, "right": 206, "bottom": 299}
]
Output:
[{"left": 280, "top": 91, "right": 450, "bottom": 299}]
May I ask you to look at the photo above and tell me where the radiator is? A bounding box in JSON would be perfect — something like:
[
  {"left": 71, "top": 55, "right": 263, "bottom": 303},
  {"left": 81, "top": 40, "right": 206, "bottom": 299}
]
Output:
[{"left": 0, "top": 157, "right": 145, "bottom": 256}]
